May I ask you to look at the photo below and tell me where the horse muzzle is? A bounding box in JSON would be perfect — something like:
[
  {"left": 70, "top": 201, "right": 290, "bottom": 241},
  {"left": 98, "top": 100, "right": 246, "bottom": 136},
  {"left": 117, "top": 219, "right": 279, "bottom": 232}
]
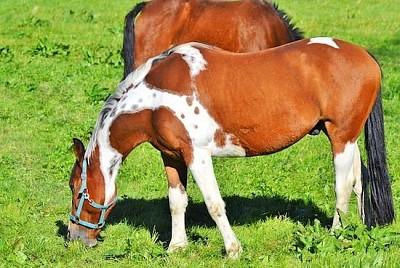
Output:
[{"left": 67, "top": 221, "right": 98, "bottom": 248}]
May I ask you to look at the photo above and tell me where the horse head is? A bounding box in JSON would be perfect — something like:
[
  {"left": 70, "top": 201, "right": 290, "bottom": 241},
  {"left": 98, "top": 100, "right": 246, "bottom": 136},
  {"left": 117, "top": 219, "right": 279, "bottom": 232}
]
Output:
[{"left": 67, "top": 138, "right": 118, "bottom": 247}]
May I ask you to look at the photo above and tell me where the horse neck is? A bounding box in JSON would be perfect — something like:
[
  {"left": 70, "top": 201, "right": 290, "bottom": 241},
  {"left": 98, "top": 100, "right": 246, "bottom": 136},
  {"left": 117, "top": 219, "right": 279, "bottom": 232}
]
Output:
[{"left": 87, "top": 142, "right": 122, "bottom": 205}]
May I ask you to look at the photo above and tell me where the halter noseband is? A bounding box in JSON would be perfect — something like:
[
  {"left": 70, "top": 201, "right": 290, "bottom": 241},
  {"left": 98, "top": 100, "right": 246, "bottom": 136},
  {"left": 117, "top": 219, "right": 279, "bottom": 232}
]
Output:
[{"left": 69, "top": 159, "right": 118, "bottom": 229}]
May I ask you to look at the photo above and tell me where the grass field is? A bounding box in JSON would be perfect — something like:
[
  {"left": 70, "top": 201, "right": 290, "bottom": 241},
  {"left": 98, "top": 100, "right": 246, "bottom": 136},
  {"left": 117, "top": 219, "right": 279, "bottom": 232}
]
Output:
[{"left": 1, "top": 0, "right": 399, "bottom": 267}]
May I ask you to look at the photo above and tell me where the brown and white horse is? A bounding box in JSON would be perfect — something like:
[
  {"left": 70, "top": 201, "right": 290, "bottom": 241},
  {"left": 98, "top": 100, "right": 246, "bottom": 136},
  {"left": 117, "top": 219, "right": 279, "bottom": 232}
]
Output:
[
  {"left": 122, "top": 0, "right": 303, "bottom": 77},
  {"left": 68, "top": 38, "right": 394, "bottom": 258}
]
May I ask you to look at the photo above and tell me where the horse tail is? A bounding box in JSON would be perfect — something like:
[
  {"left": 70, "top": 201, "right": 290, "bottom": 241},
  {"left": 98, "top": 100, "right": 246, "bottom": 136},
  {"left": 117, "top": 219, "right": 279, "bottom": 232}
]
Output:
[
  {"left": 362, "top": 89, "right": 395, "bottom": 228},
  {"left": 122, "top": 1, "right": 147, "bottom": 79}
]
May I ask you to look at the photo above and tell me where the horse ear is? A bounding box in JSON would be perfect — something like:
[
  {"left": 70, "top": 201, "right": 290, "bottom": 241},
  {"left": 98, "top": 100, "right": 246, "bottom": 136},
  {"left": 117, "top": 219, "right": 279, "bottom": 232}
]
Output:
[{"left": 72, "top": 138, "right": 85, "bottom": 162}]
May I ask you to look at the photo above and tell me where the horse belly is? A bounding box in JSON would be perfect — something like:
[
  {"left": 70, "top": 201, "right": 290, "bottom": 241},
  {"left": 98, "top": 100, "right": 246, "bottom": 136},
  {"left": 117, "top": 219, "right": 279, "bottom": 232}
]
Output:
[
  {"left": 198, "top": 85, "right": 322, "bottom": 156},
  {"left": 228, "top": 119, "right": 318, "bottom": 156}
]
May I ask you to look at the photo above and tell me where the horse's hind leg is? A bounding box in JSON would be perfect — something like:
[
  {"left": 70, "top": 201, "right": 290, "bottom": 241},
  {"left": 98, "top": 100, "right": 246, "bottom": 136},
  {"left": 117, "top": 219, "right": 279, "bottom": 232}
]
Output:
[
  {"left": 332, "top": 142, "right": 363, "bottom": 227},
  {"left": 161, "top": 153, "right": 189, "bottom": 252},
  {"left": 331, "top": 141, "right": 359, "bottom": 228},
  {"left": 352, "top": 144, "right": 363, "bottom": 222},
  {"left": 188, "top": 148, "right": 242, "bottom": 259}
]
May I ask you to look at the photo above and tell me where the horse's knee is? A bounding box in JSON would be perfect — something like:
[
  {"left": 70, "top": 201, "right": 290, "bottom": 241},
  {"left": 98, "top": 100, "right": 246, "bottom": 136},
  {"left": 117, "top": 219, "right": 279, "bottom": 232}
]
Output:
[
  {"left": 169, "top": 184, "right": 188, "bottom": 214},
  {"left": 206, "top": 198, "right": 226, "bottom": 219}
]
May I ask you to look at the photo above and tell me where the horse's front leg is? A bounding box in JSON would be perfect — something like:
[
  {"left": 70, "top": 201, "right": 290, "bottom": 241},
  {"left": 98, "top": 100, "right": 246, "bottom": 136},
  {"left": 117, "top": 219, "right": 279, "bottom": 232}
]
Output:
[
  {"left": 188, "top": 148, "right": 242, "bottom": 259},
  {"left": 161, "top": 153, "right": 189, "bottom": 252}
]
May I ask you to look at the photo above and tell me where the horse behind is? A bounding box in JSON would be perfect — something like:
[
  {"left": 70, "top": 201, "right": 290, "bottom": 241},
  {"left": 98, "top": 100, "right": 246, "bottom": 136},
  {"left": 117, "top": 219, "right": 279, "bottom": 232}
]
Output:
[
  {"left": 68, "top": 38, "right": 394, "bottom": 258},
  {"left": 122, "top": 0, "right": 303, "bottom": 77}
]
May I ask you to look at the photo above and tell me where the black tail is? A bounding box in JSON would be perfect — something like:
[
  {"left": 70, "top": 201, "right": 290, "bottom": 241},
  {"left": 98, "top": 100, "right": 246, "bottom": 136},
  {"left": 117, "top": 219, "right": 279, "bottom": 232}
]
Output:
[
  {"left": 362, "top": 90, "right": 395, "bottom": 228},
  {"left": 122, "top": 2, "right": 147, "bottom": 80}
]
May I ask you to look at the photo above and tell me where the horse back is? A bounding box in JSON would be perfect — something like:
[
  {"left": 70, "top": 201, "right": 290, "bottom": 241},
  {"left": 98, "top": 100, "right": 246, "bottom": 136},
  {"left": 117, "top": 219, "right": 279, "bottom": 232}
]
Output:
[{"left": 147, "top": 38, "right": 381, "bottom": 109}]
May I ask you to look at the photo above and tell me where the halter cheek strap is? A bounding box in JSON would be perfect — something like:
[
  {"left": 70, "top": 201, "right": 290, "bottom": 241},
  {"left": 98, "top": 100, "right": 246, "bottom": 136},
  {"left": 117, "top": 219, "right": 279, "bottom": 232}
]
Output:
[{"left": 69, "top": 159, "right": 118, "bottom": 229}]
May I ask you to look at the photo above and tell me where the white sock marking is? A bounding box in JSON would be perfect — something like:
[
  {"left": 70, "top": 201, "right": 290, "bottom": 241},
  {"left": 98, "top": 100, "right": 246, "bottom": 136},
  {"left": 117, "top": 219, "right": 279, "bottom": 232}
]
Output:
[
  {"left": 189, "top": 148, "right": 242, "bottom": 257},
  {"left": 332, "top": 142, "right": 357, "bottom": 228},
  {"left": 168, "top": 186, "right": 188, "bottom": 250}
]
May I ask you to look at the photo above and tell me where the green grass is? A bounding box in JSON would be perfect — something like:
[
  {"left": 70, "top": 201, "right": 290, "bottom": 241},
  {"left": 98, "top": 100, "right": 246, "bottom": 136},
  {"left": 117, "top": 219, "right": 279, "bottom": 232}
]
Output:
[{"left": 1, "top": 0, "right": 399, "bottom": 266}]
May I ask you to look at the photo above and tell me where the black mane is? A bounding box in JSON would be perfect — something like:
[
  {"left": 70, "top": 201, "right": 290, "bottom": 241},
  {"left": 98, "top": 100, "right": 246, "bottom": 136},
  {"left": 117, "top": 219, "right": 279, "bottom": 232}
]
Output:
[{"left": 272, "top": 2, "right": 304, "bottom": 41}]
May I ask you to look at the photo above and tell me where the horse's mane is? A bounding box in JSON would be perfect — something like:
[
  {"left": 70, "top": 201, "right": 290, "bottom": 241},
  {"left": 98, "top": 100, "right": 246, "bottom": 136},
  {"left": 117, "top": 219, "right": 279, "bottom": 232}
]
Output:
[
  {"left": 270, "top": 1, "right": 304, "bottom": 41},
  {"left": 85, "top": 54, "right": 158, "bottom": 160},
  {"left": 85, "top": 42, "right": 213, "bottom": 160}
]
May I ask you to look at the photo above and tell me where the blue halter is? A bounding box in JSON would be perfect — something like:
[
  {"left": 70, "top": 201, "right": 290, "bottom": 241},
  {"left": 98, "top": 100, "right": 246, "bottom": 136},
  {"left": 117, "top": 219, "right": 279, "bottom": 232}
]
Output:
[{"left": 69, "top": 159, "right": 118, "bottom": 229}]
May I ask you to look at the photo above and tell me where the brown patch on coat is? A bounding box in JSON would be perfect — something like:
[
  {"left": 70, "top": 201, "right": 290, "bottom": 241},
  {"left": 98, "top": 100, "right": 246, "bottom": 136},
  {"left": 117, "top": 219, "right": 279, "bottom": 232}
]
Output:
[
  {"left": 186, "top": 96, "right": 193, "bottom": 106},
  {"left": 213, "top": 129, "right": 226, "bottom": 148}
]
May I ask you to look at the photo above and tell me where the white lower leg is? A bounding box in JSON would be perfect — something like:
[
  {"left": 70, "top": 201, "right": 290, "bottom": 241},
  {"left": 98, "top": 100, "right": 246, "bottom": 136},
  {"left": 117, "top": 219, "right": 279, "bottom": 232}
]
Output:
[
  {"left": 332, "top": 142, "right": 357, "bottom": 228},
  {"left": 352, "top": 144, "right": 363, "bottom": 221},
  {"left": 189, "top": 149, "right": 242, "bottom": 258},
  {"left": 206, "top": 196, "right": 242, "bottom": 258},
  {"left": 168, "top": 184, "right": 188, "bottom": 252}
]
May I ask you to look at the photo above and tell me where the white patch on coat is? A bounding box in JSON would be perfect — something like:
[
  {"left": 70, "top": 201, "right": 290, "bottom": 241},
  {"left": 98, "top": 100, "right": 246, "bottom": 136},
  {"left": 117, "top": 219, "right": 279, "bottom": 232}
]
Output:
[
  {"left": 92, "top": 113, "right": 123, "bottom": 204},
  {"left": 85, "top": 43, "right": 212, "bottom": 161},
  {"left": 84, "top": 42, "right": 240, "bottom": 205},
  {"left": 168, "top": 186, "right": 188, "bottom": 250},
  {"left": 308, "top": 37, "right": 339, "bottom": 49},
  {"left": 114, "top": 82, "right": 246, "bottom": 157},
  {"left": 334, "top": 142, "right": 357, "bottom": 179},
  {"left": 171, "top": 43, "right": 208, "bottom": 78},
  {"left": 188, "top": 147, "right": 242, "bottom": 257},
  {"left": 332, "top": 141, "right": 357, "bottom": 228}
]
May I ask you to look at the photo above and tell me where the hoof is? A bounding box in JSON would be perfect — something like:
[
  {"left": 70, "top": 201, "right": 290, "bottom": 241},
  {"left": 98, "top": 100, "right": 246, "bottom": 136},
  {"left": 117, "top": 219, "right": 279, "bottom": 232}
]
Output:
[
  {"left": 226, "top": 243, "right": 243, "bottom": 259},
  {"left": 167, "top": 240, "right": 188, "bottom": 253}
]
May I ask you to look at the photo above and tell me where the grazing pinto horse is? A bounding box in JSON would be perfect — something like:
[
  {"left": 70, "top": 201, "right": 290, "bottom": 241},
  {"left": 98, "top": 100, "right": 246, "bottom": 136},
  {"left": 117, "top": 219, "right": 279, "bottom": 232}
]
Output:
[
  {"left": 68, "top": 38, "right": 394, "bottom": 258},
  {"left": 123, "top": 0, "right": 303, "bottom": 77}
]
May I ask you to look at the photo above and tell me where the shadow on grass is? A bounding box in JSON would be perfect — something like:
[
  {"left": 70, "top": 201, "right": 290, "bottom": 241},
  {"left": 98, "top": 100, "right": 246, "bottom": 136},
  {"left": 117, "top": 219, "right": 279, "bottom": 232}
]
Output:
[
  {"left": 56, "top": 220, "right": 69, "bottom": 242},
  {"left": 56, "top": 195, "right": 330, "bottom": 245},
  {"left": 371, "top": 33, "right": 400, "bottom": 60},
  {"left": 106, "top": 195, "right": 331, "bottom": 244}
]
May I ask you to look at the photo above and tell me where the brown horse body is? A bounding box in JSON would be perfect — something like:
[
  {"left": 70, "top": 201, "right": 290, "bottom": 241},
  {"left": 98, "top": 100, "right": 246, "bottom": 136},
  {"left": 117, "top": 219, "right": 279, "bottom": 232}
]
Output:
[
  {"left": 123, "top": 0, "right": 303, "bottom": 77},
  {"left": 69, "top": 38, "right": 394, "bottom": 258}
]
